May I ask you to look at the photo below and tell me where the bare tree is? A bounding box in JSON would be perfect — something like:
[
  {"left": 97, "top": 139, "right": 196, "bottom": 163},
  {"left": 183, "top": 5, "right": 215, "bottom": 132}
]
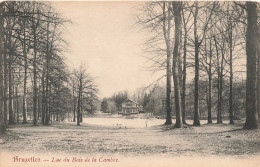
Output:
[
  {"left": 31, "top": 3, "right": 41, "bottom": 126},
  {"left": 257, "top": 20, "right": 260, "bottom": 122},
  {"left": 172, "top": 1, "right": 183, "bottom": 128},
  {"left": 244, "top": 2, "right": 258, "bottom": 129},
  {"left": 193, "top": 2, "right": 200, "bottom": 126},
  {"left": 199, "top": 28, "right": 214, "bottom": 124},
  {"left": 4, "top": 2, "right": 21, "bottom": 125},
  {"left": 137, "top": 2, "right": 174, "bottom": 125},
  {"left": 0, "top": 1, "right": 71, "bottom": 128},
  {"left": 257, "top": 6, "right": 260, "bottom": 123},
  {"left": 73, "top": 65, "right": 98, "bottom": 126},
  {"left": 0, "top": 2, "right": 6, "bottom": 132},
  {"left": 162, "top": 2, "right": 172, "bottom": 125},
  {"left": 191, "top": 2, "right": 216, "bottom": 126},
  {"left": 227, "top": 4, "right": 235, "bottom": 124},
  {"left": 181, "top": 3, "right": 192, "bottom": 124}
]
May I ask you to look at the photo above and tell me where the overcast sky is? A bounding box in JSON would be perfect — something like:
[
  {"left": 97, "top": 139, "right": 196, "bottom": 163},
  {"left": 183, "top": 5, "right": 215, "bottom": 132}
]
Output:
[
  {"left": 51, "top": 1, "right": 246, "bottom": 98},
  {"left": 51, "top": 1, "right": 164, "bottom": 98}
]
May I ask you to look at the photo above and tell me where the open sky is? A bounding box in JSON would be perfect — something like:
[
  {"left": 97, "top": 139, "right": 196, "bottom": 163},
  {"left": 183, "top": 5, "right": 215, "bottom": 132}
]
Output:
[
  {"left": 51, "top": 1, "right": 163, "bottom": 98},
  {"left": 51, "top": 1, "right": 247, "bottom": 98}
]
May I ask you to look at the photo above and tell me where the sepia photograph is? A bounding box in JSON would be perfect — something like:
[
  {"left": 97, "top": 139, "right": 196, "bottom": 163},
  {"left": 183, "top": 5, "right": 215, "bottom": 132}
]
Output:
[{"left": 0, "top": 1, "right": 260, "bottom": 167}]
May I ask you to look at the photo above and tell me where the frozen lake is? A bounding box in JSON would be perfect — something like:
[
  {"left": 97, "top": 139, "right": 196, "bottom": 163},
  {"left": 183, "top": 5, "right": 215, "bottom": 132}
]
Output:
[
  {"left": 83, "top": 117, "right": 164, "bottom": 128},
  {"left": 82, "top": 117, "right": 215, "bottom": 128}
]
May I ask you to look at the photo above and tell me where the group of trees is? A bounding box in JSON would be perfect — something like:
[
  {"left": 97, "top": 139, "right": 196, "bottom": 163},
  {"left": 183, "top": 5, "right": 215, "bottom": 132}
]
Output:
[
  {"left": 128, "top": 79, "right": 245, "bottom": 120},
  {"left": 101, "top": 91, "right": 128, "bottom": 113},
  {"left": 0, "top": 1, "right": 259, "bottom": 132},
  {"left": 142, "top": 86, "right": 165, "bottom": 116},
  {"left": 71, "top": 65, "right": 98, "bottom": 125},
  {"left": 138, "top": 2, "right": 260, "bottom": 129},
  {"left": 0, "top": 1, "right": 98, "bottom": 132},
  {"left": 100, "top": 76, "right": 246, "bottom": 120}
]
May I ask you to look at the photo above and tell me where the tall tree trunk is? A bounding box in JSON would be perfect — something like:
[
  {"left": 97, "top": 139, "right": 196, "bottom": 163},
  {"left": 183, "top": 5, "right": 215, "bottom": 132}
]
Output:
[
  {"left": 179, "top": 27, "right": 183, "bottom": 95},
  {"left": 15, "top": 86, "right": 19, "bottom": 123},
  {"left": 37, "top": 83, "right": 41, "bottom": 121},
  {"left": 8, "top": 41, "right": 14, "bottom": 125},
  {"left": 244, "top": 2, "right": 258, "bottom": 129},
  {"left": 32, "top": 22, "right": 38, "bottom": 126},
  {"left": 12, "top": 75, "right": 16, "bottom": 122},
  {"left": 73, "top": 83, "right": 76, "bottom": 122},
  {"left": 33, "top": 63, "right": 38, "bottom": 126},
  {"left": 41, "top": 72, "right": 45, "bottom": 124},
  {"left": 207, "top": 38, "right": 212, "bottom": 124},
  {"left": 73, "top": 98, "right": 76, "bottom": 122},
  {"left": 22, "top": 29, "right": 28, "bottom": 124},
  {"left": 0, "top": 52, "right": 4, "bottom": 131},
  {"left": 214, "top": 35, "right": 221, "bottom": 124},
  {"left": 193, "top": 2, "right": 200, "bottom": 126},
  {"left": 3, "top": 34, "right": 7, "bottom": 126},
  {"left": 163, "top": 2, "right": 172, "bottom": 125},
  {"left": 219, "top": 45, "right": 224, "bottom": 124},
  {"left": 45, "top": 22, "right": 50, "bottom": 125},
  {"left": 45, "top": 77, "right": 50, "bottom": 125},
  {"left": 80, "top": 92, "right": 83, "bottom": 122},
  {"left": 0, "top": 3, "right": 6, "bottom": 132},
  {"left": 56, "top": 86, "right": 59, "bottom": 122},
  {"left": 257, "top": 23, "right": 260, "bottom": 123},
  {"left": 77, "top": 80, "right": 82, "bottom": 126},
  {"left": 48, "top": 84, "right": 51, "bottom": 123},
  {"left": 229, "top": 22, "right": 234, "bottom": 124},
  {"left": 181, "top": 12, "right": 187, "bottom": 124},
  {"left": 172, "top": 1, "right": 183, "bottom": 128}
]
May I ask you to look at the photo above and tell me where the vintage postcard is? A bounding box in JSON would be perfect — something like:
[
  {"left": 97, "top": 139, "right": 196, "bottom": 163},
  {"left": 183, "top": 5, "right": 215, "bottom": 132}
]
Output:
[{"left": 0, "top": 1, "right": 260, "bottom": 167}]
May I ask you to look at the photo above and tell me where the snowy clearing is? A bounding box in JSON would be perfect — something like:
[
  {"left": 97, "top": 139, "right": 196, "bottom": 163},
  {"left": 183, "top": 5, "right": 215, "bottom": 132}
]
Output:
[{"left": 0, "top": 118, "right": 260, "bottom": 167}]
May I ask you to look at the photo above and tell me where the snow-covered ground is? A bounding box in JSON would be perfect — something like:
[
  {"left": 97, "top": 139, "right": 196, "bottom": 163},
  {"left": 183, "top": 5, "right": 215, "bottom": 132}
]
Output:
[
  {"left": 83, "top": 117, "right": 164, "bottom": 128},
  {"left": 82, "top": 115, "right": 231, "bottom": 128},
  {"left": 1, "top": 116, "right": 259, "bottom": 167}
]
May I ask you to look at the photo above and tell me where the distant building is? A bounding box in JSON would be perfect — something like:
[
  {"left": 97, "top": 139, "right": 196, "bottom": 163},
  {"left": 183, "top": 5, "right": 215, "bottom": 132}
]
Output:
[{"left": 120, "top": 99, "right": 140, "bottom": 114}]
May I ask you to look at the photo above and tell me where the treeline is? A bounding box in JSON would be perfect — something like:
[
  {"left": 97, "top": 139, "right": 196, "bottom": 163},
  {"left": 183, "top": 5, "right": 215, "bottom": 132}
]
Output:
[
  {"left": 130, "top": 79, "right": 245, "bottom": 120},
  {"left": 0, "top": 1, "right": 98, "bottom": 132},
  {"left": 101, "top": 76, "right": 246, "bottom": 120},
  {"left": 137, "top": 2, "right": 260, "bottom": 129},
  {"left": 101, "top": 91, "right": 128, "bottom": 113}
]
